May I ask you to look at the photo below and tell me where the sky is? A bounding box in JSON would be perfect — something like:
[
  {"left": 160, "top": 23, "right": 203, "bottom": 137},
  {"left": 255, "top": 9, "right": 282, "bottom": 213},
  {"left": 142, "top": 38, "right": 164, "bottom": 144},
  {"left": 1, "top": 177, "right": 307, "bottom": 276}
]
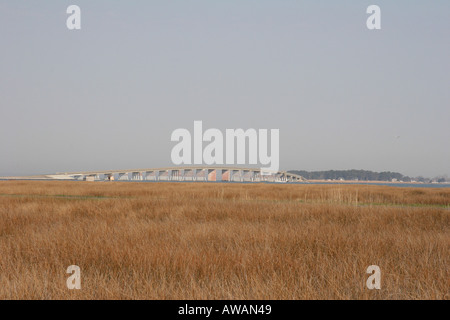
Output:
[{"left": 0, "top": 0, "right": 449, "bottom": 177}]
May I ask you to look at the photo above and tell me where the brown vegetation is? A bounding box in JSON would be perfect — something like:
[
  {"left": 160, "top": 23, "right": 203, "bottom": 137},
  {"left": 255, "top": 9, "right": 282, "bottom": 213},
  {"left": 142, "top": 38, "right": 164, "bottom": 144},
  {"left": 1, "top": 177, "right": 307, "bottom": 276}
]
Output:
[{"left": 0, "top": 181, "right": 448, "bottom": 299}]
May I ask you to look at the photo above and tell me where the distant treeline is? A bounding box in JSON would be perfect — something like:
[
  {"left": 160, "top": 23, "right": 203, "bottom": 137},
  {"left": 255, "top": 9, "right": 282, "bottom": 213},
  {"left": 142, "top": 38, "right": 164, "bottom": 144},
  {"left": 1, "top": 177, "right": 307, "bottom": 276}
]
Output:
[
  {"left": 288, "top": 170, "right": 450, "bottom": 183},
  {"left": 288, "top": 170, "right": 414, "bottom": 182}
]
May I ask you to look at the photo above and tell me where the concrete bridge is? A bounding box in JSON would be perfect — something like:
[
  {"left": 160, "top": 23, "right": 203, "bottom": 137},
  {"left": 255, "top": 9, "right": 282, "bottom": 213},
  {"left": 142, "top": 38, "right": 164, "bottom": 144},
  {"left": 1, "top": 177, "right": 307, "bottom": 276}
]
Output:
[{"left": 56, "top": 167, "right": 306, "bottom": 183}]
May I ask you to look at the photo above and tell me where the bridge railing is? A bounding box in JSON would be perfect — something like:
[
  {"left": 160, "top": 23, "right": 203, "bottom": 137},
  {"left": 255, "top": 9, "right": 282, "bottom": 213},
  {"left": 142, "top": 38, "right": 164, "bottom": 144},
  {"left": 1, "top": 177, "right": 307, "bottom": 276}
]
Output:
[{"left": 64, "top": 167, "right": 306, "bottom": 183}]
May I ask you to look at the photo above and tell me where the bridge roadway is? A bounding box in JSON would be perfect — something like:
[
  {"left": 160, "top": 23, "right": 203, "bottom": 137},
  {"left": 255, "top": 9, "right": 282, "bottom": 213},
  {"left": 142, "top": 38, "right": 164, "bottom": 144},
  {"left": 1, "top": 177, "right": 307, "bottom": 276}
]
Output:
[{"left": 56, "top": 166, "right": 306, "bottom": 183}]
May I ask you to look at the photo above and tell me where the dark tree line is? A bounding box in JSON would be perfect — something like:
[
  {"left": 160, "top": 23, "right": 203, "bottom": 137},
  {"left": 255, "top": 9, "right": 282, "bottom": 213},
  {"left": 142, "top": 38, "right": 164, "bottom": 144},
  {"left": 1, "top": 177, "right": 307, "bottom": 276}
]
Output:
[{"left": 288, "top": 170, "right": 412, "bottom": 182}]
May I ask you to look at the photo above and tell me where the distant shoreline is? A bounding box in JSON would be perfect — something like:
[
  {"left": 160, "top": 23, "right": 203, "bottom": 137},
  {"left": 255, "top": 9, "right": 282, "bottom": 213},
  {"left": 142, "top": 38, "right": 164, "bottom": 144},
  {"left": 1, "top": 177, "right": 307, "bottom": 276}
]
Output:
[
  {"left": 307, "top": 179, "right": 449, "bottom": 185},
  {"left": 1, "top": 177, "right": 450, "bottom": 189}
]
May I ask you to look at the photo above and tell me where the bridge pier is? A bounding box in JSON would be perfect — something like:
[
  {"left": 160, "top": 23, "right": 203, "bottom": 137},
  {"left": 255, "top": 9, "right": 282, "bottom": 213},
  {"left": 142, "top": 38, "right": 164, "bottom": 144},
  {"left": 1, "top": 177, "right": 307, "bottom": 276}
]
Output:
[
  {"left": 131, "top": 172, "right": 142, "bottom": 181},
  {"left": 118, "top": 172, "right": 129, "bottom": 181},
  {"left": 201, "top": 169, "right": 208, "bottom": 181},
  {"left": 215, "top": 169, "right": 222, "bottom": 182},
  {"left": 229, "top": 170, "right": 234, "bottom": 182},
  {"left": 179, "top": 169, "right": 185, "bottom": 181}
]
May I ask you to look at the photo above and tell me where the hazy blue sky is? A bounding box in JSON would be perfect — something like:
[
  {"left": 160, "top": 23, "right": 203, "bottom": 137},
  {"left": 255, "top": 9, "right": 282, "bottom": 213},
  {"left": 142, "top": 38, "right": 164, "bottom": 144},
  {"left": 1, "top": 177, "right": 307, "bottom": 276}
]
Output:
[{"left": 1, "top": 1, "right": 449, "bottom": 177}]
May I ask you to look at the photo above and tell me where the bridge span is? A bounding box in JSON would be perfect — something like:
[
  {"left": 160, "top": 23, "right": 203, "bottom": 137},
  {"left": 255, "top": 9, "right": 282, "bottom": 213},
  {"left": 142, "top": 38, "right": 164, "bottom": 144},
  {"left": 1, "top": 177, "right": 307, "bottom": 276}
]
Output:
[{"left": 56, "top": 167, "right": 306, "bottom": 183}]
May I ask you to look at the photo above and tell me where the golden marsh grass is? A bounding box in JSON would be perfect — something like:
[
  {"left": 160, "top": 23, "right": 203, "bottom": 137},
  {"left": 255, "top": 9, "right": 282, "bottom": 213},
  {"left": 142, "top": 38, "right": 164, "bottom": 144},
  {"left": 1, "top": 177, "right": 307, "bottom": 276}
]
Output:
[{"left": 0, "top": 181, "right": 448, "bottom": 299}]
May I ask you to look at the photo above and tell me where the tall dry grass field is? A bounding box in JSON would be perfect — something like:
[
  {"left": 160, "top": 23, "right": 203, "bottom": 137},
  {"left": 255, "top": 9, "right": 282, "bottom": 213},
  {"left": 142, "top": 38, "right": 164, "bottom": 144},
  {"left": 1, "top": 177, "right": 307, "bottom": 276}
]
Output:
[{"left": 0, "top": 181, "right": 448, "bottom": 299}]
